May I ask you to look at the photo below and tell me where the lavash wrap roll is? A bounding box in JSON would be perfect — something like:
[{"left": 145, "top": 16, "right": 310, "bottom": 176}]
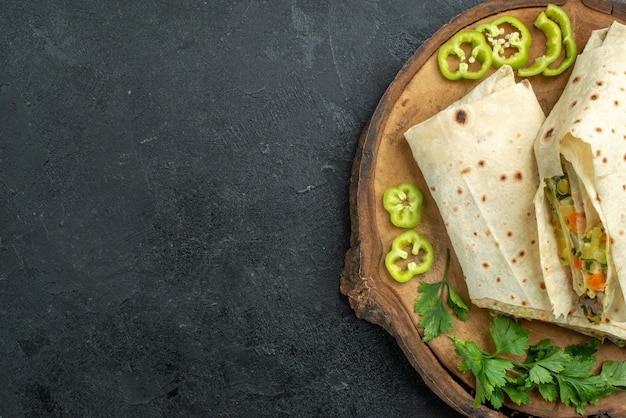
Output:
[
  {"left": 534, "top": 21, "right": 626, "bottom": 328},
  {"left": 405, "top": 65, "right": 552, "bottom": 319},
  {"left": 405, "top": 61, "right": 626, "bottom": 341}
]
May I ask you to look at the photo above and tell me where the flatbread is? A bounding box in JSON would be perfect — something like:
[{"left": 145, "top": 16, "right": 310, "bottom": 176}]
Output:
[
  {"left": 405, "top": 54, "right": 626, "bottom": 341},
  {"left": 534, "top": 21, "right": 626, "bottom": 326},
  {"left": 405, "top": 65, "right": 550, "bottom": 318}
]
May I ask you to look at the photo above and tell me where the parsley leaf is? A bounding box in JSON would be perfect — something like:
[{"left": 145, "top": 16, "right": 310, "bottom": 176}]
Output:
[
  {"left": 414, "top": 248, "right": 468, "bottom": 342},
  {"left": 566, "top": 338, "right": 599, "bottom": 358},
  {"left": 451, "top": 334, "right": 516, "bottom": 408},
  {"left": 490, "top": 315, "right": 529, "bottom": 356},
  {"left": 418, "top": 297, "right": 453, "bottom": 342},
  {"left": 536, "top": 381, "right": 558, "bottom": 403},
  {"left": 451, "top": 336, "right": 483, "bottom": 375},
  {"left": 600, "top": 360, "right": 626, "bottom": 388},
  {"left": 501, "top": 384, "right": 530, "bottom": 406}
]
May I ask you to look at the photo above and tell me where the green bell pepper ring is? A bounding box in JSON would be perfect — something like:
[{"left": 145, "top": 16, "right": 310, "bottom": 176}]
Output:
[
  {"left": 385, "top": 230, "right": 434, "bottom": 283},
  {"left": 476, "top": 16, "right": 531, "bottom": 70},
  {"left": 437, "top": 30, "right": 492, "bottom": 80},
  {"left": 518, "top": 11, "right": 562, "bottom": 77},
  {"left": 383, "top": 182, "right": 423, "bottom": 229},
  {"left": 543, "top": 3, "right": 577, "bottom": 76}
]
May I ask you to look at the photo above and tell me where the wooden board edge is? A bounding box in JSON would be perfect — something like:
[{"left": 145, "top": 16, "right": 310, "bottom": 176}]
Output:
[{"left": 340, "top": 121, "right": 506, "bottom": 418}]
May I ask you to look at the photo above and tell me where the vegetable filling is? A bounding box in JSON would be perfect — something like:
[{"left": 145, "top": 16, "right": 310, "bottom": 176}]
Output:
[{"left": 545, "top": 160, "right": 608, "bottom": 323}]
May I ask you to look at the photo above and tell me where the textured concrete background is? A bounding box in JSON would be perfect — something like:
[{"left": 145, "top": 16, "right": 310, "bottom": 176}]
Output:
[{"left": 1, "top": 1, "right": 483, "bottom": 416}]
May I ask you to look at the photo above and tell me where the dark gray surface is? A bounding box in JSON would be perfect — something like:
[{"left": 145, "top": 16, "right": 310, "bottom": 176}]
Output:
[{"left": 1, "top": 1, "right": 484, "bottom": 416}]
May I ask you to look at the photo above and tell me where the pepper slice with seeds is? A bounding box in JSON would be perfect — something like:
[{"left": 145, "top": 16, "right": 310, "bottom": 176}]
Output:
[
  {"left": 383, "top": 182, "right": 423, "bottom": 228},
  {"left": 385, "top": 230, "right": 434, "bottom": 283},
  {"left": 476, "top": 15, "right": 531, "bottom": 70},
  {"left": 437, "top": 30, "right": 493, "bottom": 80}
]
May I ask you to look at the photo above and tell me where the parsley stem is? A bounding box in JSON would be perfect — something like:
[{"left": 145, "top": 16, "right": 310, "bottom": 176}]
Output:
[{"left": 442, "top": 248, "right": 451, "bottom": 283}]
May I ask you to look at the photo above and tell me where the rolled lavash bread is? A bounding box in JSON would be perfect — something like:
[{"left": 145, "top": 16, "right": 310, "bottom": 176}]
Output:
[
  {"left": 405, "top": 65, "right": 552, "bottom": 320},
  {"left": 405, "top": 62, "right": 626, "bottom": 341},
  {"left": 533, "top": 21, "right": 626, "bottom": 327}
]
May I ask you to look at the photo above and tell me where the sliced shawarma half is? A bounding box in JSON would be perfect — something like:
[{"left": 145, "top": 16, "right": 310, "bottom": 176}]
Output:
[{"left": 534, "top": 21, "right": 626, "bottom": 329}]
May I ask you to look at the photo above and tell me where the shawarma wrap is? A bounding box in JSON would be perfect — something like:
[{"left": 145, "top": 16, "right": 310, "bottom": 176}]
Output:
[
  {"left": 534, "top": 21, "right": 626, "bottom": 329},
  {"left": 405, "top": 65, "right": 551, "bottom": 319},
  {"left": 405, "top": 53, "right": 626, "bottom": 341}
]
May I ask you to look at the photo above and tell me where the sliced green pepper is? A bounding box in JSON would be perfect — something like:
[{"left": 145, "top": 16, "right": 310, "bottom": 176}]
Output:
[
  {"left": 437, "top": 30, "right": 493, "bottom": 80},
  {"left": 543, "top": 3, "right": 577, "bottom": 76},
  {"left": 518, "top": 11, "right": 562, "bottom": 77},
  {"left": 476, "top": 16, "right": 531, "bottom": 70},
  {"left": 383, "top": 182, "right": 423, "bottom": 228},
  {"left": 385, "top": 230, "right": 434, "bottom": 283}
]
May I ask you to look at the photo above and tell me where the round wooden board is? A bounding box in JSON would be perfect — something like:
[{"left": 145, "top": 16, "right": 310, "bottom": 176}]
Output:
[{"left": 340, "top": 1, "right": 626, "bottom": 417}]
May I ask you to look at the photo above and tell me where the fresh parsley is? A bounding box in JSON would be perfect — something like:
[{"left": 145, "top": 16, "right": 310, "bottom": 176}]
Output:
[
  {"left": 451, "top": 315, "right": 626, "bottom": 414},
  {"left": 413, "top": 248, "right": 626, "bottom": 413},
  {"left": 414, "top": 248, "right": 468, "bottom": 342}
]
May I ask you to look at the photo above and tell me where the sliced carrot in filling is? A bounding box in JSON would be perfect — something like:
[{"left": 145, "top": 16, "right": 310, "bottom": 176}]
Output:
[
  {"left": 588, "top": 272, "right": 606, "bottom": 292},
  {"left": 566, "top": 211, "right": 585, "bottom": 234},
  {"left": 572, "top": 256, "right": 582, "bottom": 270}
]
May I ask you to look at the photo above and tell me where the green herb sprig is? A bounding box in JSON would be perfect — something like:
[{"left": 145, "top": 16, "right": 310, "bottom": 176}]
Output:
[
  {"left": 413, "top": 249, "right": 626, "bottom": 414},
  {"left": 451, "top": 316, "right": 626, "bottom": 414},
  {"left": 414, "top": 248, "right": 468, "bottom": 342}
]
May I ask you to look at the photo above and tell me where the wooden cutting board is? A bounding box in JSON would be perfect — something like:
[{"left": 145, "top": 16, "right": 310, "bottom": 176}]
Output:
[{"left": 340, "top": 1, "right": 626, "bottom": 416}]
